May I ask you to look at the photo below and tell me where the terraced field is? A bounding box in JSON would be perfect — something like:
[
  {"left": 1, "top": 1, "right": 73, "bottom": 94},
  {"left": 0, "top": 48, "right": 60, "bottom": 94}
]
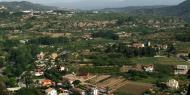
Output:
[
  {"left": 93, "top": 76, "right": 128, "bottom": 93},
  {"left": 88, "top": 75, "right": 111, "bottom": 84},
  {"left": 89, "top": 75, "right": 153, "bottom": 94}
]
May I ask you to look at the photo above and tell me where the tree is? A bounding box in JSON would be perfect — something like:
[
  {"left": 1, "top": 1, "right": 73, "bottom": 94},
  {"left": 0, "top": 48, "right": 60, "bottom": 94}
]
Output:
[
  {"left": 15, "top": 88, "right": 44, "bottom": 95},
  {"left": 155, "top": 64, "right": 173, "bottom": 75},
  {"left": 3, "top": 39, "right": 19, "bottom": 48},
  {"left": 92, "top": 31, "right": 119, "bottom": 40},
  {"left": 6, "top": 77, "right": 17, "bottom": 87},
  {"left": 155, "top": 81, "right": 167, "bottom": 90},
  {"left": 72, "top": 80, "right": 81, "bottom": 87},
  {"left": 44, "top": 69, "right": 63, "bottom": 83},
  {"left": 176, "top": 33, "right": 190, "bottom": 42},
  {"left": 0, "top": 81, "right": 10, "bottom": 95},
  {"left": 8, "top": 46, "right": 33, "bottom": 76},
  {"left": 105, "top": 43, "right": 156, "bottom": 58},
  {"left": 29, "top": 36, "right": 69, "bottom": 45},
  {"left": 21, "top": 71, "right": 33, "bottom": 88},
  {"left": 29, "top": 45, "right": 41, "bottom": 57},
  {"left": 116, "top": 18, "right": 126, "bottom": 25},
  {"left": 166, "top": 44, "right": 176, "bottom": 57}
]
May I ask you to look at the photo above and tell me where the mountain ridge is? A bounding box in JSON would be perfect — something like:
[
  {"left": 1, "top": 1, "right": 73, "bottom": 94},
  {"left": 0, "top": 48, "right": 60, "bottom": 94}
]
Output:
[
  {"left": 101, "top": 0, "right": 190, "bottom": 21},
  {"left": 0, "top": 1, "right": 57, "bottom": 11}
]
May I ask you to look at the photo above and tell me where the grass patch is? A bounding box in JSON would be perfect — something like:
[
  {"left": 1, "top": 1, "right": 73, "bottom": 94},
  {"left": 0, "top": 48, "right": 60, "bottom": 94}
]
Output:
[
  {"left": 130, "top": 57, "right": 188, "bottom": 65},
  {"left": 176, "top": 42, "right": 190, "bottom": 53}
]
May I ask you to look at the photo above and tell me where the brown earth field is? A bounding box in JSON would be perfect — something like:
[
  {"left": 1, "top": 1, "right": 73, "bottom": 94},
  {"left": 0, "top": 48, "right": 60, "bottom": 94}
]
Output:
[{"left": 114, "top": 81, "right": 153, "bottom": 95}]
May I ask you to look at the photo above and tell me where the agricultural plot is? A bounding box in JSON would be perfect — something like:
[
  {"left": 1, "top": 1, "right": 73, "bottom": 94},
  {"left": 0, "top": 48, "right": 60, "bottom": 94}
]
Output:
[
  {"left": 130, "top": 57, "right": 188, "bottom": 65},
  {"left": 176, "top": 42, "right": 190, "bottom": 53},
  {"left": 114, "top": 81, "right": 153, "bottom": 95}
]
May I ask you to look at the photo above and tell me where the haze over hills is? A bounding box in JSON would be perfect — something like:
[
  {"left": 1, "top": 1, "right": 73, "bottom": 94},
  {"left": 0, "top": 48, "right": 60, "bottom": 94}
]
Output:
[
  {"left": 100, "top": 5, "right": 170, "bottom": 13},
  {"left": 0, "top": 0, "right": 190, "bottom": 21},
  {"left": 0, "top": 1, "right": 57, "bottom": 11},
  {"left": 1, "top": 0, "right": 185, "bottom": 10}
]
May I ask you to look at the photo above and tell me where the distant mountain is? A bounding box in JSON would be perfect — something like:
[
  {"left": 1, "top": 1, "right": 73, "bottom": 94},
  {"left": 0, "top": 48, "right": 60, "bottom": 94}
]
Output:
[
  {"left": 101, "top": 0, "right": 190, "bottom": 21},
  {"left": 0, "top": 1, "right": 57, "bottom": 11},
  {"left": 101, "top": 5, "right": 169, "bottom": 13},
  {"left": 153, "top": 0, "right": 190, "bottom": 21}
]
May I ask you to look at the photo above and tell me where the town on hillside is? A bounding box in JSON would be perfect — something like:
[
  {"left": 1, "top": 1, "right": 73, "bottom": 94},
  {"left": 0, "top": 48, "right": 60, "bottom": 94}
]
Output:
[{"left": 0, "top": 0, "right": 190, "bottom": 95}]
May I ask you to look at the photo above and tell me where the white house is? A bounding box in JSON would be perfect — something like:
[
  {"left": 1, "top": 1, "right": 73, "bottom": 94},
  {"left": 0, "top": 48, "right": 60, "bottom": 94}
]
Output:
[
  {"left": 51, "top": 53, "right": 58, "bottom": 60},
  {"left": 45, "top": 88, "right": 57, "bottom": 95},
  {"left": 174, "top": 65, "right": 188, "bottom": 75},
  {"left": 143, "top": 65, "right": 154, "bottom": 72},
  {"left": 91, "top": 88, "right": 98, "bottom": 95},
  {"left": 59, "top": 66, "right": 65, "bottom": 71},
  {"left": 92, "top": 11, "right": 99, "bottom": 14},
  {"left": 59, "top": 88, "right": 69, "bottom": 95},
  {"left": 34, "top": 71, "right": 44, "bottom": 77},
  {"left": 166, "top": 79, "right": 179, "bottom": 89},
  {"left": 59, "top": 93, "right": 69, "bottom": 95},
  {"left": 0, "top": 5, "right": 7, "bottom": 10},
  {"left": 37, "top": 52, "right": 45, "bottom": 60},
  {"left": 7, "top": 87, "right": 21, "bottom": 92},
  {"left": 19, "top": 39, "right": 28, "bottom": 44},
  {"left": 22, "top": 10, "right": 32, "bottom": 13}
]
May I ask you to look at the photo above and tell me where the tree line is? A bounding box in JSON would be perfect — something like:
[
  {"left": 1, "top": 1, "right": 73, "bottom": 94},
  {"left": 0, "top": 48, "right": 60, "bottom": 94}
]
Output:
[
  {"left": 176, "top": 33, "right": 190, "bottom": 42},
  {"left": 105, "top": 43, "right": 157, "bottom": 58},
  {"left": 29, "top": 36, "right": 70, "bottom": 45},
  {"left": 92, "top": 31, "right": 119, "bottom": 40}
]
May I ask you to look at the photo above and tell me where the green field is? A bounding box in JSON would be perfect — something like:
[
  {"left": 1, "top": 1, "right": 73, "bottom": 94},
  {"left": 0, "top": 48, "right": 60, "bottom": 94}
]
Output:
[
  {"left": 176, "top": 42, "right": 190, "bottom": 53},
  {"left": 130, "top": 57, "right": 188, "bottom": 65}
]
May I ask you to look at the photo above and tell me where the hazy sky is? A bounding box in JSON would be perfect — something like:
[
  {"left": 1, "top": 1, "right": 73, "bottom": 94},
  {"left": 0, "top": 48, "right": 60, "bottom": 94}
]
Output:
[{"left": 1, "top": 0, "right": 186, "bottom": 9}]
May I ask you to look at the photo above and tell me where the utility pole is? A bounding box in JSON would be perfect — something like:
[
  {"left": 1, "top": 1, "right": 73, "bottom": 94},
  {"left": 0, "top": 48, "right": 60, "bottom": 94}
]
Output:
[
  {"left": 187, "top": 83, "right": 190, "bottom": 95},
  {"left": 187, "top": 70, "right": 190, "bottom": 95}
]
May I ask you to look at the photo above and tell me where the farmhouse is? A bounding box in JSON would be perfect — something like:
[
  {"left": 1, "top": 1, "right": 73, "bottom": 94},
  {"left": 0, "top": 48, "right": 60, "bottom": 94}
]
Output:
[
  {"left": 143, "top": 65, "right": 154, "bottom": 72},
  {"left": 132, "top": 43, "right": 145, "bottom": 48},
  {"left": 51, "top": 53, "right": 58, "bottom": 60},
  {"left": 0, "top": 5, "right": 7, "bottom": 10},
  {"left": 34, "top": 69, "right": 44, "bottom": 77},
  {"left": 45, "top": 88, "right": 58, "bottom": 95},
  {"left": 7, "top": 87, "right": 21, "bottom": 92},
  {"left": 166, "top": 79, "right": 179, "bottom": 89},
  {"left": 39, "top": 79, "right": 54, "bottom": 87},
  {"left": 37, "top": 52, "right": 45, "bottom": 60},
  {"left": 174, "top": 65, "right": 188, "bottom": 75}
]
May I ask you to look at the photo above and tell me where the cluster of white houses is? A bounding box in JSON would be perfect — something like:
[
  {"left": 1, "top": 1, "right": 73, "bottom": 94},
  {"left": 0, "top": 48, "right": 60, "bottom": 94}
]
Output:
[{"left": 7, "top": 51, "right": 102, "bottom": 95}]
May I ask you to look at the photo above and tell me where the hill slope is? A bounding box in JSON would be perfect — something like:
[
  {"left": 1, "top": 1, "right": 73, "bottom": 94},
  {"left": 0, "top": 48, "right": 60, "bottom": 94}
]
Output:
[
  {"left": 101, "top": 5, "right": 169, "bottom": 13},
  {"left": 101, "top": 0, "right": 190, "bottom": 21},
  {"left": 157, "top": 0, "right": 190, "bottom": 20},
  {"left": 0, "top": 1, "right": 57, "bottom": 11},
  {"left": 137, "top": 0, "right": 190, "bottom": 19}
]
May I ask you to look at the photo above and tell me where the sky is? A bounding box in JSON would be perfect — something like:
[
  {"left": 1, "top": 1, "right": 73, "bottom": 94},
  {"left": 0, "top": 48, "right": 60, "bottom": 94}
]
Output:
[{"left": 0, "top": 0, "right": 186, "bottom": 9}]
